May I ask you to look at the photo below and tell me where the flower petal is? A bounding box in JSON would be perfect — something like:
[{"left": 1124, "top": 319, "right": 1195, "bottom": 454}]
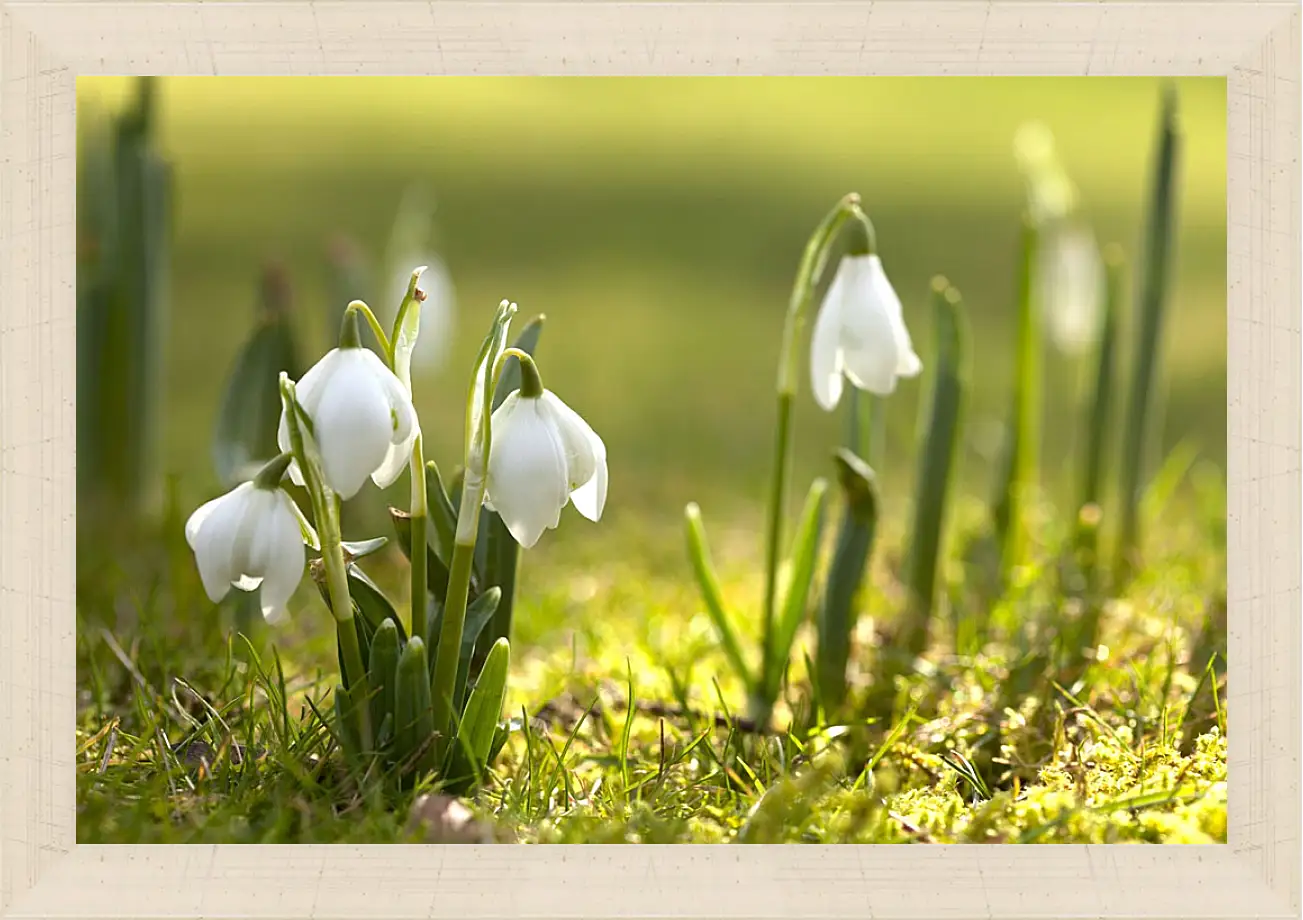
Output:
[
  {"left": 360, "top": 348, "right": 421, "bottom": 489},
  {"left": 865, "top": 256, "right": 923, "bottom": 379},
  {"left": 810, "top": 260, "right": 849, "bottom": 411},
  {"left": 187, "top": 483, "right": 255, "bottom": 603},
  {"left": 256, "top": 492, "right": 308, "bottom": 620},
  {"left": 541, "top": 391, "right": 607, "bottom": 522},
  {"left": 486, "top": 395, "right": 568, "bottom": 548},
  {"left": 838, "top": 256, "right": 903, "bottom": 396},
  {"left": 312, "top": 350, "right": 394, "bottom": 499},
  {"left": 278, "top": 349, "right": 342, "bottom": 488}
]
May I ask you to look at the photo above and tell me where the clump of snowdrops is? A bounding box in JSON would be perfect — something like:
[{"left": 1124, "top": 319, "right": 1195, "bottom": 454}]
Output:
[{"left": 185, "top": 271, "right": 607, "bottom": 789}]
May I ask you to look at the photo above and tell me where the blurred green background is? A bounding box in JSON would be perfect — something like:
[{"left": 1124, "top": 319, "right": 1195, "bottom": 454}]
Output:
[{"left": 76, "top": 76, "right": 1226, "bottom": 544}]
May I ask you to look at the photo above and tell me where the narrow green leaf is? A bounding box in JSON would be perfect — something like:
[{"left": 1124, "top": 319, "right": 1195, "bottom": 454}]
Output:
[
  {"left": 1117, "top": 86, "right": 1181, "bottom": 582},
  {"left": 684, "top": 503, "right": 753, "bottom": 689},
  {"left": 901, "top": 280, "right": 968, "bottom": 659},
  {"left": 1073, "top": 244, "right": 1124, "bottom": 589},
  {"left": 767, "top": 478, "right": 830, "bottom": 703},
  {"left": 816, "top": 450, "right": 880, "bottom": 711},
  {"left": 212, "top": 272, "right": 299, "bottom": 486},
  {"left": 991, "top": 218, "right": 1041, "bottom": 585},
  {"left": 367, "top": 618, "right": 402, "bottom": 740},
  {"left": 427, "top": 587, "right": 502, "bottom": 712},
  {"left": 347, "top": 564, "right": 408, "bottom": 644},
  {"left": 424, "top": 460, "right": 459, "bottom": 561},
  {"left": 450, "top": 637, "right": 511, "bottom": 785},
  {"left": 393, "top": 637, "right": 436, "bottom": 774},
  {"left": 389, "top": 507, "right": 453, "bottom": 601},
  {"left": 342, "top": 536, "right": 388, "bottom": 560},
  {"left": 1078, "top": 245, "right": 1124, "bottom": 515},
  {"left": 333, "top": 683, "right": 364, "bottom": 767}
]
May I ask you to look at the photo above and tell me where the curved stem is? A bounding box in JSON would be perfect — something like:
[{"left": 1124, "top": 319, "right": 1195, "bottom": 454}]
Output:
[
  {"left": 345, "top": 300, "right": 393, "bottom": 365},
  {"left": 482, "top": 346, "right": 543, "bottom": 465},
  {"left": 761, "top": 194, "right": 866, "bottom": 694},
  {"left": 278, "top": 375, "right": 373, "bottom": 750}
]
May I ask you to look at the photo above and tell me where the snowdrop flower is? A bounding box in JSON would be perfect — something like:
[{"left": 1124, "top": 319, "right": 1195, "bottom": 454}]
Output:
[
  {"left": 185, "top": 456, "right": 317, "bottom": 621},
  {"left": 810, "top": 253, "right": 922, "bottom": 410},
  {"left": 277, "top": 331, "right": 418, "bottom": 500},
  {"left": 1039, "top": 222, "right": 1104, "bottom": 355},
  {"left": 1014, "top": 122, "right": 1077, "bottom": 225},
  {"left": 485, "top": 386, "right": 607, "bottom": 549}
]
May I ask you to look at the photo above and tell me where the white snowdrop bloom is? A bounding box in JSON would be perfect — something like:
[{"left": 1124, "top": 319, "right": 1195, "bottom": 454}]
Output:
[
  {"left": 484, "top": 389, "right": 607, "bottom": 549},
  {"left": 277, "top": 345, "right": 418, "bottom": 500},
  {"left": 1040, "top": 222, "right": 1104, "bottom": 355},
  {"left": 185, "top": 479, "right": 315, "bottom": 621},
  {"left": 810, "top": 254, "right": 923, "bottom": 410}
]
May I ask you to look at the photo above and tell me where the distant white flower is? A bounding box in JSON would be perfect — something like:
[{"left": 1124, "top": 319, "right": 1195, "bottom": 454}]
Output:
[
  {"left": 810, "top": 254, "right": 923, "bottom": 410},
  {"left": 1014, "top": 121, "right": 1078, "bottom": 225},
  {"left": 277, "top": 345, "right": 418, "bottom": 499},
  {"left": 1039, "top": 222, "right": 1103, "bottom": 355},
  {"left": 484, "top": 390, "right": 607, "bottom": 549},
  {"left": 388, "top": 254, "right": 456, "bottom": 371},
  {"left": 185, "top": 481, "right": 315, "bottom": 621}
]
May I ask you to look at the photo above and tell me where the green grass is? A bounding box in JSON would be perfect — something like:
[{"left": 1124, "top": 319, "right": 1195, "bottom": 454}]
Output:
[
  {"left": 76, "top": 77, "right": 1227, "bottom": 844},
  {"left": 77, "top": 478, "right": 1226, "bottom": 844}
]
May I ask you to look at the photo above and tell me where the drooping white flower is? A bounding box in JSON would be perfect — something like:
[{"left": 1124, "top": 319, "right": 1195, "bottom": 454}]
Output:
[
  {"left": 810, "top": 254, "right": 923, "bottom": 410},
  {"left": 277, "top": 345, "right": 418, "bottom": 500},
  {"left": 484, "top": 390, "right": 607, "bottom": 549},
  {"left": 1014, "top": 121, "right": 1078, "bottom": 225},
  {"left": 185, "top": 480, "right": 316, "bottom": 621},
  {"left": 1039, "top": 222, "right": 1103, "bottom": 355}
]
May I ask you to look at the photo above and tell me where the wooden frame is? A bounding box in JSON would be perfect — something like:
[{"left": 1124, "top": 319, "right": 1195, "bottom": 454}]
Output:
[{"left": 1, "top": 2, "right": 1297, "bottom": 918}]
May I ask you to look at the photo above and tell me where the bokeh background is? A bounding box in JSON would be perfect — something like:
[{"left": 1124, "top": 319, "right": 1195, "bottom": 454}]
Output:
[{"left": 76, "top": 76, "right": 1226, "bottom": 563}]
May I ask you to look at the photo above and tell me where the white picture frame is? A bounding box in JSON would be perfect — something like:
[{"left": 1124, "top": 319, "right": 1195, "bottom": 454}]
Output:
[{"left": 1, "top": 2, "right": 1297, "bottom": 918}]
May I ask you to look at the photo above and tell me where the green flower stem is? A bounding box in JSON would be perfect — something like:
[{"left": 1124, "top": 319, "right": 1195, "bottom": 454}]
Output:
[
  {"left": 409, "top": 434, "right": 429, "bottom": 641},
  {"left": 483, "top": 348, "right": 543, "bottom": 462},
  {"left": 278, "top": 374, "right": 372, "bottom": 750},
  {"left": 431, "top": 479, "right": 485, "bottom": 763},
  {"left": 430, "top": 336, "right": 533, "bottom": 763},
  {"left": 251, "top": 451, "right": 294, "bottom": 489},
  {"left": 763, "top": 194, "right": 872, "bottom": 692},
  {"left": 345, "top": 300, "right": 392, "bottom": 363}
]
